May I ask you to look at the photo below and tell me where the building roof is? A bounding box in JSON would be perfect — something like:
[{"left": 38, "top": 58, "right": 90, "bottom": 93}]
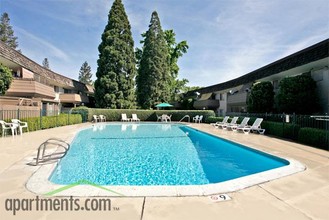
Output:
[
  {"left": 0, "top": 41, "right": 90, "bottom": 92},
  {"left": 187, "top": 38, "right": 329, "bottom": 96}
]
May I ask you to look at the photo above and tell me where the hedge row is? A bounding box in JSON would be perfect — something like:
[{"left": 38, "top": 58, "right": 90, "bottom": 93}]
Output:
[
  {"left": 262, "top": 121, "right": 301, "bottom": 140},
  {"left": 0, "top": 114, "right": 82, "bottom": 135},
  {"left": 298, "top": 128, "right": 329, "bottom": 150},
  {"left": 85, "top": 109, "right": 215, "bottom": 122},
  {"left": 25, "top": 113, "right": 82, "bottom": 131},
  {"left": 262, "top": 121, "right": 328, "bottom": 150}
]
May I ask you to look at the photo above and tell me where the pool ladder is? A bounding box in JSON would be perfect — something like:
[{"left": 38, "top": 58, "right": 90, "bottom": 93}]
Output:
[
  {"left": 34, "top": 138, "right": 70, "bottom": 166},
  {"left": 179, "top": 115, "right": 190, "bottom": 122}
]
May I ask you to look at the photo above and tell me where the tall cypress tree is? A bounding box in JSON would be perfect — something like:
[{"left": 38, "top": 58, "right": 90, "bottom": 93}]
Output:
[
  {"left": 94, "top": 0, "right": 136, "bottom": 109},
  {"left": 0, "top": 12, "right": 19, "bottom": 50},
  {"left": 136, "top": 11, "right": 170, "bottom": 109}
]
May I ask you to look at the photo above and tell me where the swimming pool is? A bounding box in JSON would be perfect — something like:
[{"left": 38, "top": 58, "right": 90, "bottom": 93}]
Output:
[{"left": 50, "top": 123, "right": 289, "bottom": 186}]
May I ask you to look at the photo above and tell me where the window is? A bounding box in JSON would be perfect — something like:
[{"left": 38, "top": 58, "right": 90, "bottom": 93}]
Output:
[{"left": 64, "top": 89, "right": 71, "bottom": 94}]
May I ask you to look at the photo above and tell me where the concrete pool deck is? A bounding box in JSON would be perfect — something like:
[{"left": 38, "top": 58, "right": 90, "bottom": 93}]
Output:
[{"left": 0, "top": 122, "right": 328, "bottom": 220}]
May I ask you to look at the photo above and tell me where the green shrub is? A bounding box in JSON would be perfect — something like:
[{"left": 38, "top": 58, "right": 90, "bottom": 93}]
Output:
[
  {"left": 24, "top": 114, "right": 81, "bottom": 131},
  {"left": 298, "top": 128, "right": 329, "bottom": 150},
  {"left": 262, "top": 121, "right": 300, "bottom": 140},
  {"left": 87, "top": 109, "right": 215, "bottom": 122},
  {"left": 205, "top": 116, "right": 224, "bottom": 123}
]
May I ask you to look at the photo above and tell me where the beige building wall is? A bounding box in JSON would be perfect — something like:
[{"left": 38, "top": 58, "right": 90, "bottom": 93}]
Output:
[{"left": 22, "top": 68, "right": 34, "bottom": 79}]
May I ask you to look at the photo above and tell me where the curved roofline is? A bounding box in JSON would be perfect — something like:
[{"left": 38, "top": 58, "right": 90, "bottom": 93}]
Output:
[{"left": 187, "top": 38, "right": 329, "bottom": 96}]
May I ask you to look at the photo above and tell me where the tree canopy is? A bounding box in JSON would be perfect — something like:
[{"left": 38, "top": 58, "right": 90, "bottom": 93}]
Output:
[
  {"left": 247, "top": 81, "right": 274, "bottom": 113},
  {"left": 275, "top": 72, "right": 319, "bottom": 114},
  {"left": 94, "top": 0, "right": 136, "bottom": 109},
  {"left": 164, "top": 30, "right": 189, "bottom": 101},
  {"left": 0, "top": 12, "right": 19, "bottom": 50},
  {"left": 78, "top": 61, "right": 93, "bottom": 85},
  {"left": 0, "top": 63, "right": 12, "bottom": 95}
]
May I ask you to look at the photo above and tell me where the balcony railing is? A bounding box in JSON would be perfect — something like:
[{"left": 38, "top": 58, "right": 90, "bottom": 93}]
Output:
[
  {"left": 59, "top": 93, "right": 89, "bottom": 103},
  {"left": 227, "top": 92, "right": 248, "bottom": 104},
  {"left": 6, "top": 79, "right": 55, "bottom": 99},
  {"left": 193, "top": 99, "right": 219, "bottom": 110}
]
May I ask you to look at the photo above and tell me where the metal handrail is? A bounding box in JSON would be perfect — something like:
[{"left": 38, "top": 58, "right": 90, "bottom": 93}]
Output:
[
  {"left": 179, "top": 115, "right": 190, "bottom": 122},
  {"left": 35, "top": 138, "right": 70, "bottom": 165}
]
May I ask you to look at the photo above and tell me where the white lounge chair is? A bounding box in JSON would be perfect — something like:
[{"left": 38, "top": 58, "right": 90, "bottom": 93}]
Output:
[
  {"left": 121, "top": 114, "right": 130, "bottom": 122},
  {"left": 229, "top": 117, "right": 250, "bottom": 131},
  {"left": 237, "top": 118, "right": 265, "bottom": 134},
  {"left": 11, "top": 119, "right": 29, "bottom": 135},
  {"left": 211, "top": 116, "right": 229, "bottom": 127},
  {"left": 219, "top": 117, "right": 239, "bottom": 129},
  {"left": 99, "top": 115, "right": 106, "bottom": 122},
  {"left": 92, "top": 115, "right": 99, "bottom": 123},
  {"left": 131, "top": 114, "right": 140, "bottom": 122},
  {"left": 0, "top": 120, "right": 17, "bottom": 137},
  {"left": 192, "top": 115, "right": 199, "bottom": 123}
]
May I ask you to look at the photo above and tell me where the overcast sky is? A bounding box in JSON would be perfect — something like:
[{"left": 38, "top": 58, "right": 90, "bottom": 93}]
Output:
[{"left": 1, "top": 0, "right": 328, "bottom": 86}]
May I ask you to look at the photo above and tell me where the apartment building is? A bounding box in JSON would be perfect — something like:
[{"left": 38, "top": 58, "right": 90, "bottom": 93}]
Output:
[
  {"left": 191, "top": 39, "right": 329, "bottom": 115},
  {"left": 0, "top": 41, "right": 93, "bottom": 113}
]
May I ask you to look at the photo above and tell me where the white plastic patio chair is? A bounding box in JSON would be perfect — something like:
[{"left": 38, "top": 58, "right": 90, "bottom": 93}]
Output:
[
  {"left": 237, "top": 118, "right": 265, "bottom": 134},
  {"left": 121, "top": 114, "right": 130, "bottom": 122},
  {"left": 131, "top": 114, "right": 140, "bottom": 122},
  {"left": 0, "top": 120, "right": 17, "bottom": 137},
  {"left": 167, "top": 115, "right": 172, "bottom": 122},
  {"left": 161, "top": 114, "right": 168, "bottom": 122},
  {"left": 92, "top": 115, "right": 99, "bottom": 123},
  {"left": 192, "top": 115, "right": 199, "bottom": 123},
  {"left": 196, "top": 115, "right": 203, "bottom": 123},
  {"left": 220, "top": 117, "right": 239, "bottom": 129},
  {"left": 229, "top": 117, "right": 250, "bottom": 131},
  {"left": 99, "top": 115, "right": 106, "bottom": 122},
  {"left": 11, "top": 119, "right": 29, "bottom": 135},
  {"left": 211, "top": 116, "right": 229, "bottom": 127}
]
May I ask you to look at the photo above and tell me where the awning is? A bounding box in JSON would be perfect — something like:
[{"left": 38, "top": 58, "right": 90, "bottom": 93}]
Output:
[{"left": 198, "top": 93, "right": 213, "bottom": 100}]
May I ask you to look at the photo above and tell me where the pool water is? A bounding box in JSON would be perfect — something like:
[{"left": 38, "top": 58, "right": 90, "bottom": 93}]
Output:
[{"left": 50, "top": 124, "right": 288, "bottom": 186}]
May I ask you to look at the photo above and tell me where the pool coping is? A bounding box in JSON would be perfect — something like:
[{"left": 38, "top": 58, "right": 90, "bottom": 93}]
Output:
[{"left": 25, "top": 123, "right": 306, "bottom": 197}]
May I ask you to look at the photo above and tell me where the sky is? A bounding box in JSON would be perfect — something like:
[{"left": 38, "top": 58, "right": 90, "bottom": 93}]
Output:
[{"left": 1, "top": 0, "right": 328, "bottom": 87}]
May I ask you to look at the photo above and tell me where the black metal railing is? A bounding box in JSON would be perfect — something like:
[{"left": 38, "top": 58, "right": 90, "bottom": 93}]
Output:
[{"left": 0, "top": 108, "right": 88, "bottom": 133}]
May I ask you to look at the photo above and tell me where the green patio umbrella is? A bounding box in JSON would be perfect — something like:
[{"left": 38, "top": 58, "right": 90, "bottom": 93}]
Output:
[{"left": 155, "top": 103, "right": 173, "bottom": 108}]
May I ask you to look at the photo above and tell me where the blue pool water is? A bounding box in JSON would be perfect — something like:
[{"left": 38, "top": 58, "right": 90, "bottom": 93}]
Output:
[{"left": 50, "top": 124, "right": 289, "bottom": 185}]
